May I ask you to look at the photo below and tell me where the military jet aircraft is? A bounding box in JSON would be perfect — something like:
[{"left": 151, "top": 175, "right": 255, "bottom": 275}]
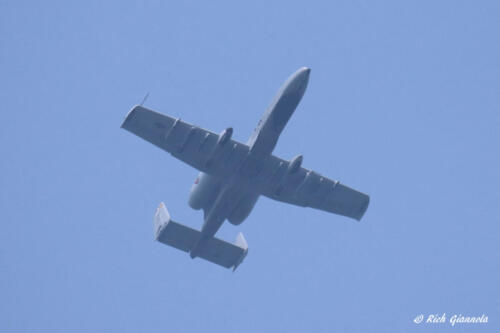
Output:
[{"left": 121, "top": 67, "right": 369, "bottom": 270}]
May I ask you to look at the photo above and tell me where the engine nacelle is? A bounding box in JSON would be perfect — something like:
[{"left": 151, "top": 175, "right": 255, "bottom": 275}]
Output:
[
  {"left": 287, "top": 154, "right": 303, "bottom": 174},
  {"left": 188, "top": 172, "right": 220, "bottom": 210},
  {"left": 228, "top": 192, "right": 259, "bottom": 225}
]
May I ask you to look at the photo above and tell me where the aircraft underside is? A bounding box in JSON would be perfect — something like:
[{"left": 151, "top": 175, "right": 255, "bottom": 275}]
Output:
[{"left": 121, "top": 67, "right": 369, "bottom": 270}]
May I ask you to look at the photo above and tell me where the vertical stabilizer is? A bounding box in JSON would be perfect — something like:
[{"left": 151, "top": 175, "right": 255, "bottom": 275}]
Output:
[
  {"left": 154, "top": 202, "right": 171, "bottom": 240},
  {"left": 233, "top": 232, "right": 249, "bottom": 271}
]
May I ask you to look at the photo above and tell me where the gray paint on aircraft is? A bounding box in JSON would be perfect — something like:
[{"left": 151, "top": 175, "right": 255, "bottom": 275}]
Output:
[{"left": 121, "top": 67, "right": 369, "bottom": 269}]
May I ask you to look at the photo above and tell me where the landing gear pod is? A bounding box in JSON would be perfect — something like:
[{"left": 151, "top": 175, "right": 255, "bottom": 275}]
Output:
[
  {"left": 205, "top": 127, "right": 234, "bottom": 168},
  {"left": 217, "top": 127, "right": 233, "bottom": 146},
  {"left": 287, "top": 154, "right": 303, "bottom": 174}
]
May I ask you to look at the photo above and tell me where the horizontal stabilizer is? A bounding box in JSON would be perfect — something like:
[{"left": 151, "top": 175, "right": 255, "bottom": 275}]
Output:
[{"left": 153, "top": 203, "right": 248, "bottom": 270}]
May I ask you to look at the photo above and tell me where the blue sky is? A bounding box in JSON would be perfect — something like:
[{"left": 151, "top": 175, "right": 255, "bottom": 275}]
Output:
[{"left": 1, "top": 1, "right": 499, "bottom": 332}]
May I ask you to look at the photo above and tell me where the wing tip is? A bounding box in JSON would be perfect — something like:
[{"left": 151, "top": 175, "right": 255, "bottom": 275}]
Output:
[
  {"left": 121, "top": 105, "right": 142, "bottom": 129},
  {"left": 354, "top": 195, "right": 370, "bottom": 221}
]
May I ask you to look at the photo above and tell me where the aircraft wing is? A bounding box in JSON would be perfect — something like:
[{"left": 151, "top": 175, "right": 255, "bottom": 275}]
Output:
[
  {"left": 122, "top": 105, "right": 368, "bottom": 220},
  {"left": 121, "top": 106, "right": 250, "bottom": 176},
  {"left": 257, "top": 155, "right": 370, "bottom": 221}
]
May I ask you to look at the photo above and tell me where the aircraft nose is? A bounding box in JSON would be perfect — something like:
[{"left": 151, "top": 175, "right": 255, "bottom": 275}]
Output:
[
  {"left": 294, "top": 67, "right": 311, "bottom": 82},
  {"left": 294, "top": 67, "right": 311, "bottom": 92}
]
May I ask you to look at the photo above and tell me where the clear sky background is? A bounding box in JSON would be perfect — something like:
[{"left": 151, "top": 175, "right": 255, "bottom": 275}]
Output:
[{"left": 1, "top": 1, "right": 499, "bottom": 332}]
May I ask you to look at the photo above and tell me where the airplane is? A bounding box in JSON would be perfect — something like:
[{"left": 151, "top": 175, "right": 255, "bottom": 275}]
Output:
[{"left": 121, "top": 67, "right": 369, "bottom": 270}]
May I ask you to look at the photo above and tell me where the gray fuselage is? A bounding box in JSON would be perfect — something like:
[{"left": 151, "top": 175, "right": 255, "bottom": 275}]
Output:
[{"left": 188, "top": 67, "right": 310, "bottom": 254}]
